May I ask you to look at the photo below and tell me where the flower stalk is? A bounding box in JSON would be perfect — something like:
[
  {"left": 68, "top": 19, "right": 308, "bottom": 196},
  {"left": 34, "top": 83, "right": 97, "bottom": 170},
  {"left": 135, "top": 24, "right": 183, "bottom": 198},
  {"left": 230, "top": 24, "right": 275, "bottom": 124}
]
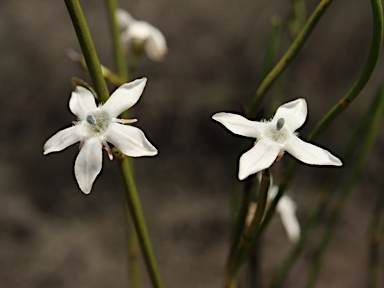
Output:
[
  {"left": 64, "top": 0, "right": 110, "bottom": 102},
  {"left": 224, "top": 169, "right": 271, "bottom": 287},
  {"left": 105, "top": 0, "right": 129, "bottom": 81},
  {"left": 305, "top": 84, "right": 384, "bottom": 288},
  {"left": 249, "top": 0, "right": 333, "bottom": 117}
]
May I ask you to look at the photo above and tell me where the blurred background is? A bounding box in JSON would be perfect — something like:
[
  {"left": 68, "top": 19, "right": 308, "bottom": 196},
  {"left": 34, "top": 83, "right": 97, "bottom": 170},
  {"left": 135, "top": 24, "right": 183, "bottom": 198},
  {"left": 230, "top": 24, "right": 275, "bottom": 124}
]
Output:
[{"left": 1, "top": 0, "right": 383, "bottom": 287}]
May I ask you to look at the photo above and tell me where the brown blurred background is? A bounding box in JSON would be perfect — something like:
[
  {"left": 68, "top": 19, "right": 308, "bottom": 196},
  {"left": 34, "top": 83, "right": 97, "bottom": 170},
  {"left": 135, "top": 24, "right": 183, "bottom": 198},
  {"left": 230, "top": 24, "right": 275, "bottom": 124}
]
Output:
[{"left": 1, "top": 0, "right": 383, "bottom": 287}]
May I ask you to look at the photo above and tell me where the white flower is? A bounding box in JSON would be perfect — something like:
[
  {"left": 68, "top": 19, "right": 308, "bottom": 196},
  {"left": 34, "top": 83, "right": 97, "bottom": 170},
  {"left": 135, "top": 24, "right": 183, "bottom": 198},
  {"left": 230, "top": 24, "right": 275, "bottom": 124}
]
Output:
[
  {"left": 245, "top": 173, "right": 301, "bottom": 242},
  {"left": 43, "top": 78, "right": 157, "bottom": 194},
  {"left": 212, "top": 98, "right": 342, "bottom": 180},
  {"left": 268, "top": 185, "right": 300, "bottom": 243},
  {"left": 116, "top": 9, "right": 167, "bottom": 62}
]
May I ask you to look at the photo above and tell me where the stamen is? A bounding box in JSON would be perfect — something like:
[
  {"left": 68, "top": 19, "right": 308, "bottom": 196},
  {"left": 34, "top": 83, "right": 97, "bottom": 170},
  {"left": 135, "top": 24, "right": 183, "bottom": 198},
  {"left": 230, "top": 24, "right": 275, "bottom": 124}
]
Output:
[
  {"left": 276, "top": 118, "right": 285, "bottom": 131},
  {"left": 113, "top": 118, "right": 138, "bottom": 124},
  {"left": 86, "top": 115, "right": 97, "bottom": 126}
]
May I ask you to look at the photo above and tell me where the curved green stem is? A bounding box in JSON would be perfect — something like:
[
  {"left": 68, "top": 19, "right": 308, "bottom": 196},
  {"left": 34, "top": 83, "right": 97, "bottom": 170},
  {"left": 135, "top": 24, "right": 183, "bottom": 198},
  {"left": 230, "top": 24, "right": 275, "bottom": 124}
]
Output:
[
  {"left": 250, "top": 0, "right": 333, "bottom": 117},
  {"left": 120, "top": 158, "right": 164, "bottom": 288},
  {"left": 64, "top": 0, "right": 110, "bottom": 102},
  {"left": 305, "top": 84, "right": 384, "bottom": 288},
  {"left": 309, "top": 0, "right": 383, "bottom": 141}
]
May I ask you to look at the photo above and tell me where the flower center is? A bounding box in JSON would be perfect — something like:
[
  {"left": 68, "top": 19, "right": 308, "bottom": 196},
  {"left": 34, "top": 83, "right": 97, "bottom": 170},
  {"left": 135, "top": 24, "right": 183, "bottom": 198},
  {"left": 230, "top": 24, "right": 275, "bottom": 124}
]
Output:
[
  {"left": 85, "top": 110, "right": 111, "bottom": 135},
  {"left": 265, "top": 118, "right": 289, "bottom": 144}
]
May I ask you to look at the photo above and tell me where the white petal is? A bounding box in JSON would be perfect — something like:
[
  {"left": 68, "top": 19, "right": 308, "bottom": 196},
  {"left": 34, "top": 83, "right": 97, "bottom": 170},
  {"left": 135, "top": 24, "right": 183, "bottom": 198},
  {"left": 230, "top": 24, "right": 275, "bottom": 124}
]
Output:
[
  {"left": 238, "top": 139, "right": 280, "bottom": 180},
  {"left": 212, "top": 112, "right": 264, "bottom": 139},
  {"left": 277, "top": 195, "right": 300, "bottom": 243},
  {"left": 104, "top": 123, "right": 157, "bottom": 157},
  {"left": 43, "top": 126, "right": 81, "bottom": 154},
  {"left": 69, "top": 86, "right": 97, "bottom": 119},
  {"left": 285, "top": 136, "right": 342, "bottom": 166},
  {"left": 273, "top": 98, "right": 307, "bottom": 131},
  {"left": 145, "top": 27, "right": 167, "bottom": 61},
  {"left": 74, "top": 138, "right": 102, "bottom": 194},
  {"left": 116, "top": 9, "right": 135, "bottom": 30},
  {"left": 102, "top": 78, "right": 147, "bottom": 117}
]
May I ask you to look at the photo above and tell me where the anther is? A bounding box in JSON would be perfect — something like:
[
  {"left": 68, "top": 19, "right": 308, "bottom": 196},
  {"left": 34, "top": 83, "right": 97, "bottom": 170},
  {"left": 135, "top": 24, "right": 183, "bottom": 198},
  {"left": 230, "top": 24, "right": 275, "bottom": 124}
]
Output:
[
  {"left": 276, "top": 118, "right": 285, "bottom": 131},
  {"left": 86, "top": 115, "right": 97, "bottom": 126}
]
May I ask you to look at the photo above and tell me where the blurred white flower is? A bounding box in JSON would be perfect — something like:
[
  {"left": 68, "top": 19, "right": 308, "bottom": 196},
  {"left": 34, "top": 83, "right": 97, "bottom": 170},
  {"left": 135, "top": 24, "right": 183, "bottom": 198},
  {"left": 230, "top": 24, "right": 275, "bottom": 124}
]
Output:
[
  {"left": 116, "top": 9, "right": 167, "bottom": 62},
  {"left": 43, "top": 78, "right": 157, "bottom": 194},
  {"left": 212, "top": 98, "right": 342, "bottom": 180},
  {"left": 268, "top": 185, "right": 300, "bottom": 243},
  {"left": 245, "top": 174, "right": 300, "bottom": 242}
]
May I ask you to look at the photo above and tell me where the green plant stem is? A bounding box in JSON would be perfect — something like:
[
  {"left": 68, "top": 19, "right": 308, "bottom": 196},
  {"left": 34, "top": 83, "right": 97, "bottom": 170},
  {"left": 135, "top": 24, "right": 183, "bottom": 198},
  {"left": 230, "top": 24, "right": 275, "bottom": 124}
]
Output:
[
  {"left": 120, "top": 158, "right": 164, "bottom": 288},
  {"left": 105, "top": 0, "right": 129, "bottom": 81},
  {"left": 309, "top": 0, "right": 383, "bottom": 141},
  {"left": 126, "top": 209, "right": 141, "bottom": 288},
  {"left": 225, "top": 170, "right": 270, "bottom": 287},
  {"left": 255, "top": 0, "right": 384, "bottom": 248},
  {"left": 249, "top": 0, "right": 333, "bottom": 117},
  {"left": 269, "top": 84, "right": 384, "bottom": 288},
  {"left": 64, "top": 0, "right": 110, "bottom": 102},
  {"left": 305, "top": 84, "right": 384, "bottom": 288},
  {"left": 367, "top": 183, "right": 384, "bottom": 288}
]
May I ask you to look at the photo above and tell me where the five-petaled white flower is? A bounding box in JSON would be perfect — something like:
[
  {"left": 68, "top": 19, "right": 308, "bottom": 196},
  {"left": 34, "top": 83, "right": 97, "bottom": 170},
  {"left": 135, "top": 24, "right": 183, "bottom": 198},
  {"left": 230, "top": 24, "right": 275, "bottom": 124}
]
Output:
[
  {"left": 212, "top": 98, "right": 342, "bottom": 180},
  {"left": 116, "top": 8, "right": 167, "bottom": 62},
  {"left": 43, "top": 78, "right": 157, "bottom": 194}
]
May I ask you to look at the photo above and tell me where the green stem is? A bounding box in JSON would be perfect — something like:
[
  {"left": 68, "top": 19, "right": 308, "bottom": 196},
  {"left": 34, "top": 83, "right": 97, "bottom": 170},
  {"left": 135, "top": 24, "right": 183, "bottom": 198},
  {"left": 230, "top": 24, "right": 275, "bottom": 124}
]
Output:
[
  {"left": 249, "top": 0, "right": 333, "bottom": 117},
  {"left": 255, "top": 0, "right": 384, "bottom": 246},
  {"left": 105, "top": 0, "right": 129, "bottom": 81},
  {"left": 270, "top": 84, "right": 384, "bottom": 288},
  {"left": 225, "top": 170, "right": 271, "bottom": 287},
  {"left": 309, "top": 0, "right": 383, "bottom": 141},
  {"left": 120, "top": 158, "right": 164, "bottom": 288},
  {"left": 64, "top": 0, "right": 110, "bottom": 102},
  {"left": 128, "top": 215, "right": 141, "bottom": 288},
  {"left": 305, "top": 84, "right": 384, "bottom": 288}
]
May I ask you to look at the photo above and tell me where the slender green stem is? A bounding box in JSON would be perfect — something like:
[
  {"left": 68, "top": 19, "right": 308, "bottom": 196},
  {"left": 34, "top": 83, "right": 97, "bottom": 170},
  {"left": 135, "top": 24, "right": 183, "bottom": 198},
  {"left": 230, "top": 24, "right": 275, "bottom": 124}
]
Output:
[
  {"left": 305, "top": 84, "right": 384, "bottom": 288},
  {"left": 255, "top": 0, "right": 384, "bottom": 247},
  {"left": 269, "top": 84, "right": 384, "bottom": 288},
  {"left": 249, "top": 0, "right": 333, "bottom": 117},
  {"left": 229, "top": 177, "right": 256, "bottom": 259},
  {"left": 309, "top": 0, "right": 383, "bottom": 141},
  {"left": 288, "top": 0, "right": 307, "bottom": 39},
  {"left": 367, "top": 183, "right": 384, "bottom": 288},
  {"left": 225, "top": 170, "right": 270, "bottom": 287},
  {"left": 105, "top": 0, "right": 129, "bottom": 81},
  {"left": 64, "top": 0, "right": 110, "bottom": 102},
  {"left": 128, "top": 213, "right": 141, "bottom": 288},
  {"left": 120, "top": 158, "right": 164, "bottom": 288}
]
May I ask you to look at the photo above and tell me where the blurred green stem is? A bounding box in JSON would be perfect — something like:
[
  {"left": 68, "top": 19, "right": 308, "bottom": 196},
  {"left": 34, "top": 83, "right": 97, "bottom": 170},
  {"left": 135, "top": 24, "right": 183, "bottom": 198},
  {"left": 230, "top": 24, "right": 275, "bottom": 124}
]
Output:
[
  {"left": 225, "top": 170, "right": 270, "bottom": 287},
  {"left": 305, "top": 84, "right": 384, "bottom": 288},
  {"left": 105, "top": 0, "right": 129, "bottom": 81},
  {"left": 309, "top": 0, "right": 383, "bottom": 140},
  {"left": 367, "top": 182, "right": 384, "bottom": 288},
  {"left": 250, "top": 0, "right": 332, "bottom": 117},
  {"left": 64, "top": 0, "right": 109, "bottom": 102}
]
